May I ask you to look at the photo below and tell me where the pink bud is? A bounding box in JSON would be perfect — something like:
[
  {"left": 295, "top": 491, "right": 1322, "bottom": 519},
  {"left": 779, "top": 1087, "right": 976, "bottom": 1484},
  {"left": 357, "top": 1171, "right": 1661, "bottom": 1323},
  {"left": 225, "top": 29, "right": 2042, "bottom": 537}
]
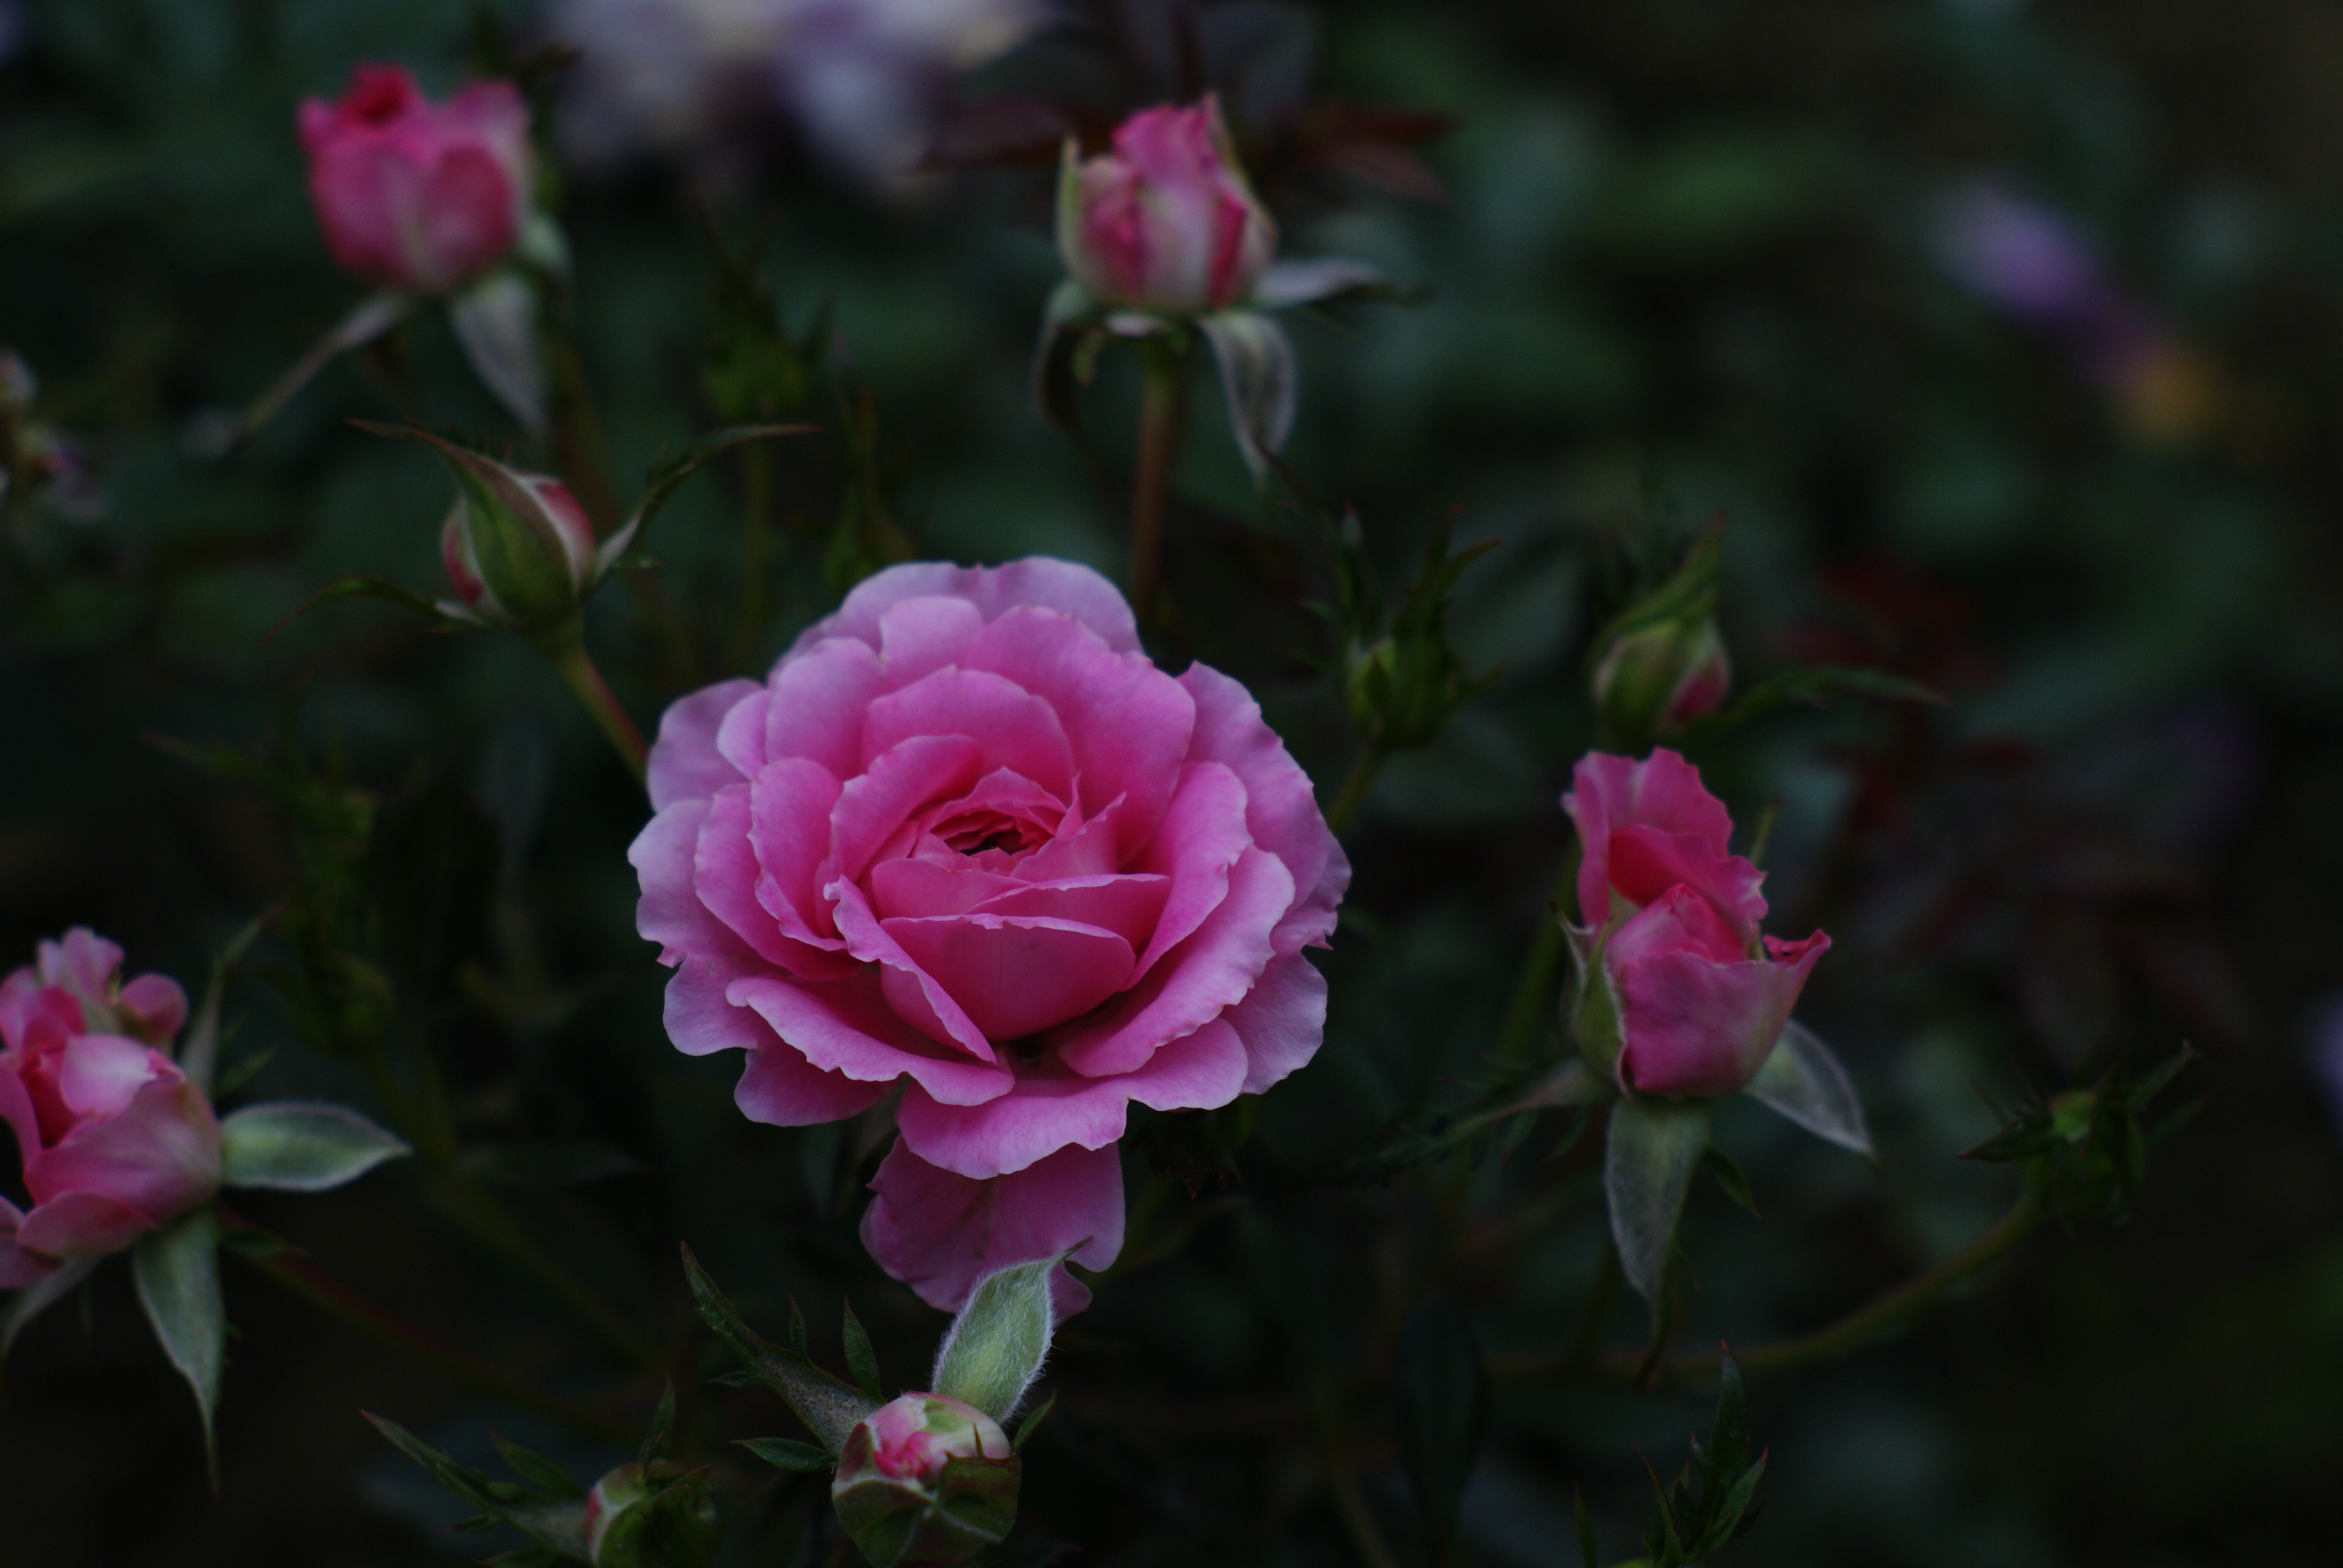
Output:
[
  {"left": 1057, "top": 97, "right": 1277, "bottom": 316},
  {"left": 0, "top": 932, "right": 219, "bottom": 1287},
  {"left": 298, "top": 63, "right": 534, "bottom": 296},
  {"left": 833, "top": 1393, "right": 1020, "bottom": 1566},
  {"left": 1562, "top": 751, "right": 1829, "bottom": 1099},
  {"left": 438, "top": 463, "right": 598, "bottom": 628}
]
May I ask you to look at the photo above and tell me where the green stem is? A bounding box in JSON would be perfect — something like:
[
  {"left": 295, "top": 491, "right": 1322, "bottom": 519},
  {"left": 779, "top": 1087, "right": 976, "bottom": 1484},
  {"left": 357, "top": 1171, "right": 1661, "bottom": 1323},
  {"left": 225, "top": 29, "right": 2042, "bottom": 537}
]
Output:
[
  {"left": 546, "top": 632, "right": 649, "bottom": 783},
  {"left": 1494, "top": 850, "right": 1582, "bottom": 1067},
  {"left": 726, "top": 437, "right": 775, "bottom": 671},
  {"left": 1129, "top": 339, "right": 1190, "bottom": 622},
  {"left": 1322, "top": 743, "right": 1384, "bottom": 838},
  {"left": 231, "top": 1233, "right": 640, "bottom": 1444}
]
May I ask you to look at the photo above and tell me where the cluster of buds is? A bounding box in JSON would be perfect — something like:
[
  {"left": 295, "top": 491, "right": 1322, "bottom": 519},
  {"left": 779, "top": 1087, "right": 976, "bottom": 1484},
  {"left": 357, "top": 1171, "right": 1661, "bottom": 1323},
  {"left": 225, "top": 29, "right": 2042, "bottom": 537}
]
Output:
[{"left": 1335, "top": 511, "right": 1497, "bottom": 756}]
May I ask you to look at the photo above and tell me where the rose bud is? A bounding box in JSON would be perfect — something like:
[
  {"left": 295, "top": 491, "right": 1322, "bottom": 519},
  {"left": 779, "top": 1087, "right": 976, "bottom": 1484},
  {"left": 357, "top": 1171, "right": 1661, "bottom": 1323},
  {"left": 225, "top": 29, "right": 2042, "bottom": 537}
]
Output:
[
  {"left": 1057, "top": 96, "right": 1277, "bottom": 318},
  {"left": 584, "top": 1460, "right": 718, "bottom": 1568},
  {"left": 1590, "top": 615, "right": 1731, "bottom": 743},
  {"left": 299, "top": 62, "right": 534, "bottom": 296},
  {"left": 831, "top": 1393, "right": 1021, "bottom": 1568},
  {"left": 1563, "top": 751, "right": 1829, "bottom": 1099},
  {"left": 438, "top": 455, "right": 599, "bottom": 632},
  {"left": 0, "top": 930, "right": 218, "bottom": 1287}
]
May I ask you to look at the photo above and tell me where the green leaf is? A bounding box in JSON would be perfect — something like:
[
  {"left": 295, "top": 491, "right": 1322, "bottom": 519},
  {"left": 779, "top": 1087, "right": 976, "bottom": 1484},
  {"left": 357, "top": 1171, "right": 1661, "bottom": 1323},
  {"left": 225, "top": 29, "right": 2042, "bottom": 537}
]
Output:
[
  {"left": 841, "top": 1296, "right": 883, "bottom": 1404},
  {"left": 1198, "top": 310, "right": 1297, "bottom": 485},
  {"left": 1, "top": 1255, "right": 99, "bottom": 1356},
  {"left": 931, "top": 1252, "right": 1067, "bottom": 1425},
  {"left": 1392, "top": 1295, "right": 1489, "bottom": 1557},
  {"left": 133, "top": 1205, "right": 224, "bottom": 1488},
  {"left": 270, "top": 571, "right": 474, "bottom": 644},
  {"left": 680, "top": 1243, "right": 876, "bottom": 1454},
  {"left": 365, "top": 1413, "right": 591, "bottom": 1557},
  {"left": 1604, "top": 1098, "right": 1712, "bottom": 1304},
  {"left": 1012, "top": 1393, "right": 1056, "bottom": 1452},
  {"left": 219, "top": 1102, "right": 410, "bottom": 1192},
  {"left": 1691, "top": 664, "right": 1945, "bottom": 735},
  {"left": 1700, "top": 1147, "right": 1762, "bottom": 1218},
  {"left": 1744, "top": 1022, "right": 1872, "bottom": 1157},
  {"left": 738, "top": 1436, "right": 836, "bottom": 1473},
  {"left": 494, "top": 1436, "right": 585, "bottom": 1498}
]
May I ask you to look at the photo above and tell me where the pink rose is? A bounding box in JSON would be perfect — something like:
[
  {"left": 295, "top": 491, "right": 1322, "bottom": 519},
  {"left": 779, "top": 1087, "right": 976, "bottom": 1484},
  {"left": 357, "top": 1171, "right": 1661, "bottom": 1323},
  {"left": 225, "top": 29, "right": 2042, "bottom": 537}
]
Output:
[
  {"left": 1057, "top": 97, "right": 1277, "bottom": 316},
  {"left": 631, "top": 559, "right": 1347, "bottom": 1313},
  {"left": 438, "top": 460, "right": 598, "bottom": 627},
  {"left": 832, "top": 1392, "right": 1019, "bottom": 1566},
  {"left": 0, "top": 930, "right": 218, "bottom": 1287},
  {"left": 1564, "top": 750, "right": 1829, "bottom": 1099},
  {"left": 299, "top": 63, "right": 534, "bottom": 296}
]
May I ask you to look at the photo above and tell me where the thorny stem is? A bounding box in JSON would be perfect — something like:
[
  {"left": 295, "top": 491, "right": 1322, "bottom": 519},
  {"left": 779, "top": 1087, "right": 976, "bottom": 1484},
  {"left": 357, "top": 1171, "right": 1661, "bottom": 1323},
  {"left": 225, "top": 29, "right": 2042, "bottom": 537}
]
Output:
[
  {"left": 1322, "top": 743, "right": 1384, "bottom": 838},
  {"left": 545, "top": 632, "right": 649, "bottom": 783},
  {"left": 1490, "top": 1190, "right": 2046, "bottom": 1385},
  {"left": 229, "top": 1227, "right": 640, "bottom": 1445},
  {"left": 1128, "top": 338, "right": 1190, "bottom": 622}
]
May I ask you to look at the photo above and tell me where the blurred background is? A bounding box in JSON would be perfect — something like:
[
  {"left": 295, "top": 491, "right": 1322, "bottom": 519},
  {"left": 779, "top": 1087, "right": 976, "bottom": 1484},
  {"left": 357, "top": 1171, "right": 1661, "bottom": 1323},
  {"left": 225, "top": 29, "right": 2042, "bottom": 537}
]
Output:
[{"left": 4, "top": 1, "right": 2342, "bottom": 1563}]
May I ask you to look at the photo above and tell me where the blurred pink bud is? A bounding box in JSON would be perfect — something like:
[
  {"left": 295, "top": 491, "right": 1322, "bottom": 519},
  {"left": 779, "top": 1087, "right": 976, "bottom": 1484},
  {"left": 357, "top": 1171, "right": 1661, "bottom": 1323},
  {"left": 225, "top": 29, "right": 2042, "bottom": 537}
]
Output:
[
  {"left": 1564, "top": 751, "right": 1829, "bottom": 1099},
  {"left": 833, "top": 1393, "right": 1020, "bottom": 1566},
  {"left": 1057, "top": 97, "right": 1277, "bottom": 316},
  {"left": 1591, "top": 617, "right": 1732, "bottom": 742},
  {"left": 439, "top": 460, "right": 598, "bottom": 629},
  {"left": 0, "top": 930, "right": 218, "bottom": 1287},
  {"left": 299, "top": 63, "right": 534, "bottom": 296}
]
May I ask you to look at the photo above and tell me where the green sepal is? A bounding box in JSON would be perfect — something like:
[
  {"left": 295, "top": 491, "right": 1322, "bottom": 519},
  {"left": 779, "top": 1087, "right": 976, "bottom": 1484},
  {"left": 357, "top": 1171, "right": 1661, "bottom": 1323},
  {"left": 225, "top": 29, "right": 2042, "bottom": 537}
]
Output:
[
  {"left": 494, "top": 1436, "right": 585, "bottom": 1498},
  {"left": 841, "top": 1296, "right": 884, "bottom": 1404},
  {"left": 1011, "top": 1393, "right": 1055, "bottom": 1452},
  {"left": 1603, "top": 1097, "right": 1712, "bottom": 1304},
  {"left": 1701, "top": 1146, "right": 1761, "bottom": 1218},
  {"left": 218, "top": 1102, "right": 410, "bottom": 1192},
  {"left": 133, "top": 1204, "right": 225, "bottom": 1490},
  {"left": 365, "top": 1412, "right": 590, "bottom": 1558},
  {"left": 680, "top": 1243, "right": 877, "bottom": 1454},
  {"left": 740, "top": 1436, "right": 835, "bottom": 1473},
  {"left": 931, "top": 1252, "right": 1068, "bottom": 1425}
]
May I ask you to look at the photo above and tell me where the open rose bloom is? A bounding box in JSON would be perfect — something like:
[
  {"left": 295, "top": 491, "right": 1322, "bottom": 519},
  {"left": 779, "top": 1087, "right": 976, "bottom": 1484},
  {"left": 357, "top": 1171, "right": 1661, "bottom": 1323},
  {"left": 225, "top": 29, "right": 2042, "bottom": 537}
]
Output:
[
  {"left": 632, "top": 559, "right": 1346, "bottom": 1312},
  {"left": 299, "top": 64, "right": 534, "bottom": 296},
  {"left": 0, "top": 930, "right": 218, "bottom": 1287},
  {"left": 1565, "top": 750, "right": 1829, "bottom": 1099}
]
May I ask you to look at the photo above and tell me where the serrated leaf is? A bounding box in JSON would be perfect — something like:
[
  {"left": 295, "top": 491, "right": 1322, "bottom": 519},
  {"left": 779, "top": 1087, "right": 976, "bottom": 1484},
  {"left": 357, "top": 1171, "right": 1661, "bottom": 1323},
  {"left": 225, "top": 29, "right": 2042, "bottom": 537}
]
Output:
[
  {"left": 932, "top": 1252, "right": 1067, "bottom": 1425},
  {"left": 1700, "top": 1147, "right": 1761, "bottom": 1218},
  {"left": 1012, "top": 1393, "right": 1055, "bottom": 1452},
  {"left": 841, "top": 1297, "right": 883, "bottom": 1403},
  {"left": 1393, "top": 1296, "right": 1489, "bottom": 1558},
  {"left": 1604, "top": 1098, "right": 1712, "bottom": 1304},
  {"left": 1745, "top": 1021, "right": 1872, "bottom": 1157},
  {"left": 219, "top": 1102, "right": 410, "bottom": 1192},
  {"left": 1, "top": 1255, "right": 99, "bottom": 1356},
  {"left": 494, "top": 1436, "right": 584, "bottom": 1498},
  {"left": 133, "top": 1206, "right": 224, "bottom": 1488},
  {"left": 680, "top": 1243, "right": 876, "bottom": 1454},
  {"left": 739, "top": 1436, "right": 836, "bottom": 1473}
]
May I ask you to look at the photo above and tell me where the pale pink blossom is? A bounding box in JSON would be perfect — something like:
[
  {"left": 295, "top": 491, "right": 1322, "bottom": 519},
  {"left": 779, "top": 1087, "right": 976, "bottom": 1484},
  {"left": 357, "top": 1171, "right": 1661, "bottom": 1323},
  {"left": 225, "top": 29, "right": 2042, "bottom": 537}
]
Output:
[{"left": 1057, "top": 98, "right": 1278, "bottom": 316}]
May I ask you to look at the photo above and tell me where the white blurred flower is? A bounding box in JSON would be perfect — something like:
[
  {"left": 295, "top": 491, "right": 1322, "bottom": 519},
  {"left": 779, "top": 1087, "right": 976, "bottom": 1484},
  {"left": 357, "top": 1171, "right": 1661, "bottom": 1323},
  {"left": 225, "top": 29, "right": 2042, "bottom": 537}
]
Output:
[{"left": 548, "top": 0, "right": 1043, "bottom": 186}]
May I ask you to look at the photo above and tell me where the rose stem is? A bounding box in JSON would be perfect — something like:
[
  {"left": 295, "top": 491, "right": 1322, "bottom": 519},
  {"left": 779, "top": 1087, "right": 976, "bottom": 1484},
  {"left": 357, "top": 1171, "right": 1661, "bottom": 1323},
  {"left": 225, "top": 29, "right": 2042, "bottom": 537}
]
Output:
[
  {"left": 1128, "top": 336, "right": 1191, "bottom": 622},
  {"left": 1490, "top": 850, "right": 1582, "bottom": 1068},
  {"left": 1489, "top": 1189, "right": 2045, "bottom": 1385},
  {"left": 1320, "top": 742, "right": 1384, "bottom": 838},
  {"left": 544, "top": 632, "right": 649, "bottom": 784},
  {"left": 724, "top": 436, "right": 776, "bottom": 671},
  {"left": 225, "top": 1223, "right": 641, "bottom": 1444}
]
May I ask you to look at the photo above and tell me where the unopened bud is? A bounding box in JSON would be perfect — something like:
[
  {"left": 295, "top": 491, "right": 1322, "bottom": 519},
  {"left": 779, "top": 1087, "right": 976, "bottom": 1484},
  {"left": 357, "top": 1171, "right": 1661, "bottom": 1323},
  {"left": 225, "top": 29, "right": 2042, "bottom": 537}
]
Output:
[
  {"left": 584, "top": 1460, "right": 718, "bottom": 1568},
  {"left": 831, "top": 1393, "right": 1020, "bottom": 1568},
  {"left": 1591, "top": 615, "right": 1731, "bottom": 744},
  {"left": 436, "top": 458, "right": 597, "bottom": 632}
]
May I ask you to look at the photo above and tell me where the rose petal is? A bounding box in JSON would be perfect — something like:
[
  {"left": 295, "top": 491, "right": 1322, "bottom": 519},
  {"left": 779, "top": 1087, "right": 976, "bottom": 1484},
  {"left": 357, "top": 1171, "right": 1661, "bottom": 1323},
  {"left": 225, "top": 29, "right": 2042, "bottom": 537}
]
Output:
[
  {"left": 1607, "top": 825, "right": 1766, "bottom": 942},
  {"left": 1052, "top": 847, "right": 1293, "bottom": 1079},
  {"left": 830, "top": 735, "right": 985, "bottom": 884},
  {"left": 1225, "top": 952, "right": 1329, "bottom": 1094},
  {"left": 869, "top": 857, "right": 1026, "bottom": 920},
  {"left": 862, "top": 667, "right": 1077, "bottom": 803},
  {"left": 896, "top": 1018, "right": 1249, "bottom": 1179},
  {"left": 632, "top": 800, "right": 751, "bottom": 967},
  {"left": 1562, "top": 749, "right": 1740, "bottom": 929},
  {"left": 1613, "top": 932, "right": 1832, "bottom": 1099},
  {"left": 966, "top": 875, "right": 1170, "bottom": 954},
  {"left": 828, "top": 881, "right": 996, "bottom": 1060},
  {"left": 49, "top": 1033, "right": 162, "bottom": 1124},
  {"left": 860, "top": 1139, "right": 1124, "bottom": 1316},
  {"left": 765, "top": 635, "right": 888, "bottom": 780},
  {"left": 649, "top": 679, "right": 759, "bottom": 810},
  {"left": 729, "top": 972, "right": 1012, "bottom": 1107},
  {"left": 750, "top": 757, "right": 856, "bottom": 961},
  {"left": 1605, "top": 883, "right": 1749, "bottom": 969},
  {"left": 1127, "top": 762, "right": 1250, "bottom": 979},
  {"left": 799, "top": 558, "right": 1142, "bottom": 659},
  {"left": 116, "top": 974, "right": 189, "bottom": 1048},
  {"left": 735, "top": 1042, "right": 888, "bottom": 1127},
  {"left": 714, "top": 688, "right": 772, "bottom": 780},
  {"left": 696, "top": 784, "right": 801, "bottom": 968},
  {"left": 876, "top": 596, "right": 988, "bottom": 685},
  {"left": 39, "top": 929, "right": 124, "bottom": 1003},
  {"left": 882, "top": 914, "right": 1136, "bottom": 1041},
  {"left": 962, "top": 608, "right": 1194, "bottom": 855},
  {"left": 26, "top": 1072, "right": 220, "bottom": 1224},
  {"left": 15, "top": 1189, "right": 154, "bottom": 1261},
  {"left": 661, "top": 953, "right": 764, "bottom": 1058},
  {"left": 1179, "top": 664, "right": 1350, "bottom": 953}
]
